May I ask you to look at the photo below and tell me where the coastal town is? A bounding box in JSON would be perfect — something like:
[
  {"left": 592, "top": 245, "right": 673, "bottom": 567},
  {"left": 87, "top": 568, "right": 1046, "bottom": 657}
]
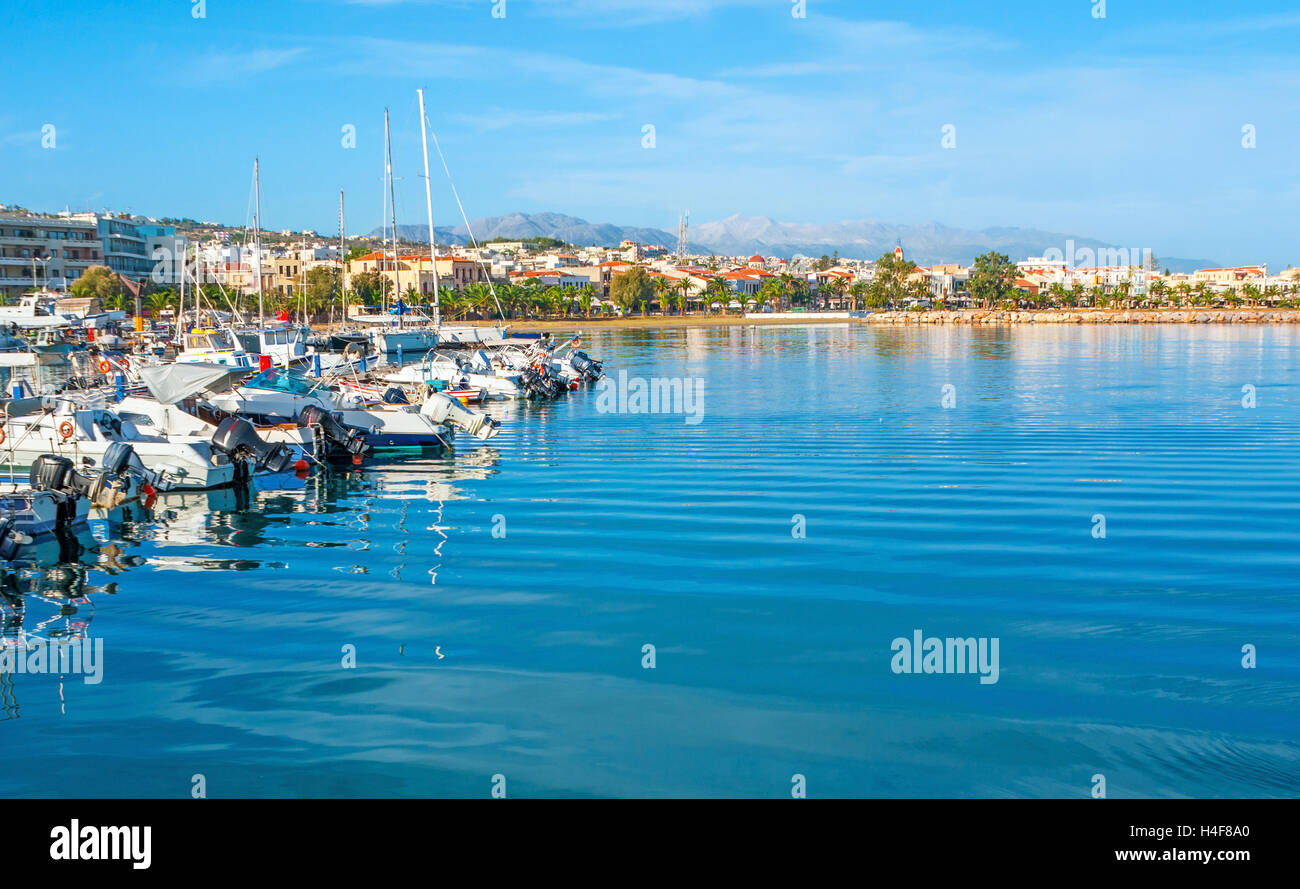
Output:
[{"left": 3, "top": 205, "right": 1299, "bottom": 323}]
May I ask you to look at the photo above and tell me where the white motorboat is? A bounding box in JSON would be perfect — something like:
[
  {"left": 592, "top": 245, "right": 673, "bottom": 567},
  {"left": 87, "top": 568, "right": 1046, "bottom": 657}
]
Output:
[
  {"left": 373, "top": 327, "right": 438, "bottom": 354},
  {"left": 380, "top": 352, "right": 522, "bottom": 400},
  {"left": 0, "top": 294, "right": 75, "bottom": 331},
  {"left": 235, "top": 323, "right": 311, "bottom": 367},
  {"left": 0, "top": 399, "right": 243, "bottom": 490},
  {"left": 175, "top": 328, "right": 260, "bottom": 370}
]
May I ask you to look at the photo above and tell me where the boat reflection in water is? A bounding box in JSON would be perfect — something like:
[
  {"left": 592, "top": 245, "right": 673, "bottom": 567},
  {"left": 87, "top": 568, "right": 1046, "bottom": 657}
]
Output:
[
  {"left": 136, "top": 448, "right": 499, "bottom": 556},
  {"left": 0, "top": 521, "right": 146, "bottom": 719},
  {"left": 0, "top": 447, "right": 500, "bottom": 721}
]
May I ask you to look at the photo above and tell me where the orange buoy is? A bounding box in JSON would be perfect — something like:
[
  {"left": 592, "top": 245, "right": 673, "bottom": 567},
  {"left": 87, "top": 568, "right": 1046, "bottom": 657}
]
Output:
[
  {"left": 58, "top": 420, "right": 75, "bottom": 440},
  {"left": 0, "top": 427, "right": 6, "bottom": 445},
  {"left": 98, "top": 359, "right": 112, "bottom": 374}
]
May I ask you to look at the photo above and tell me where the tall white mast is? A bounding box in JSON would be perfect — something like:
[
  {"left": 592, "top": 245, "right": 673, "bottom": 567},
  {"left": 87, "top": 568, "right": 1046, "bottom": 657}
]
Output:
[
  {"left": 417, "top": 87, "right": 440, "bottom": 328},
  {"left": 254, "top": 157, "right": 264, "bottom": 327},
  {"left": 338, "top": 189, "right": 346, "bottom": 325},
  {"left": 385, "top": 108, "right": 402, "bottom": 330},
  {"left": 381, "top": 120, "right": 389, "bottom": 315},
  {"left": 178, "top": 231, "right": 186, "bottom": 341}
]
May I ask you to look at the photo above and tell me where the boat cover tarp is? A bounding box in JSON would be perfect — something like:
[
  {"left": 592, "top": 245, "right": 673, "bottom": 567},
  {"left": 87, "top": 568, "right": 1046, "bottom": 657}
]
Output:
[{"left": 139, "top": 363, "right": 240, "bottom": 404}]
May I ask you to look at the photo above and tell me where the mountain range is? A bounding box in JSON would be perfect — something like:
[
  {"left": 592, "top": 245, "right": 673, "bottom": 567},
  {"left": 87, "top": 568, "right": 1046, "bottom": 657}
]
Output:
[{"left": 370, "top": 212, "right": 1216, "bottom": 273}]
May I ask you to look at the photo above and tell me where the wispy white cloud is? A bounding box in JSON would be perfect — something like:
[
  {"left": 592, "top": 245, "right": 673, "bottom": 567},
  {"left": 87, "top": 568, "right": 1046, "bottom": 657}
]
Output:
[
  {"left": 719, "top": 62, "right": 866, "bottom": 78},
  {"left": 190, "top": 47, "right": 309, "bottom": 84},
  {"left": 450, "top": 109, "right": 620, "bottom": 131},
  {"left": 340, "top": 0, "right": 769, "bottom": 26}
]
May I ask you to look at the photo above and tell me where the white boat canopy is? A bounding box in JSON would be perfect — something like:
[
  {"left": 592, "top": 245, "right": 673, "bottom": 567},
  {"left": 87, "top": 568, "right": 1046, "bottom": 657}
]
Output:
[{"left": 139, "top": 362, "right": 242, "bottom": 405}]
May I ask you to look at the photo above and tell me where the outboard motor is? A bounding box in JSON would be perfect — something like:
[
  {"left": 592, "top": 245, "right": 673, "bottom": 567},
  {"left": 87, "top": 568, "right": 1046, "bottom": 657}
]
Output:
[
  {"left": 382, "top": 387, "right": 409, "bottom": 405},
  {"left": 519, "top": 365, "right": 564, "bottom": 399},
  {"left": 569, "top": 350, "right": 604, "bottom": 382},
  {"left": 299, "top": 405, "right": 367, "bottom": 462},
  {"left": 420, "top": 392, "right": 500, "bottom": 441},
  {"left": 28, "top": 453, "right": 126, "bottom": 512},
  {"left": 0, "top": 516, "right": 21, "bottom": 562},
  {"left": 469, "top": 349, "right": 494, "bottom": 373},
  {"left": 212, "top": 417, "right": 297, "bottom": 474},
  {"left": 31, "top": 447, "right": 138, "bottom": 509}
]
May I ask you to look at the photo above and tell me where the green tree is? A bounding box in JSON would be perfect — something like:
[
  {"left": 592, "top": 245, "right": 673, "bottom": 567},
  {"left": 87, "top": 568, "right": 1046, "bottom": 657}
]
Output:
[
  {"left": 305, "top": 266, "right": 338, "bottom": 319},
  {"left": 610, "top": 267, "right": 654, "bottom": 315},
  {"left": 704, "top": 276, "right": 734, "bottom": 314},
  {"left": 967, "top": 251, "right": 1019, "bottom": 309},
  {"left": 652, "top": 275, "right": 671, "bottom": 316},
  {"left": 350, "top": 270, "right": 383, "bottom": 303},
  {"left": 69, "top": 265, "right": 126, "bottom": 306},
  {"left": 866, "top": 251, "right": 914, "bottom": 308}
]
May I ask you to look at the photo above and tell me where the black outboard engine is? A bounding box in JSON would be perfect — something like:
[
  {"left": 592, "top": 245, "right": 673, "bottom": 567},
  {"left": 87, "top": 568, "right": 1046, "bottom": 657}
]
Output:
[
  {"left": 519, "top": 365, "right": 564, "bottom": 400},
  {"left": 101, "top": 441, "right": 136, "bottom": 477},
  {"left": 212, "top": 417, "right": 297, "bottom": 474},
  {"left": 0, "top": 516, "right": 22, "bottom": 562},
  {"left": 28, "top": 454, "right": 101, "bottom": 525},
  {"left": 299, "top": 405, "right": 368, "bottom": 462},
  {"left": 569, "top": 350, "right": 604, "bottom": 382},
  {"left": 30, "top": 446, "right": 142, "bottom": 511},
  {"left": 382, "top": 387, "right": 409, "bottom": 405}
]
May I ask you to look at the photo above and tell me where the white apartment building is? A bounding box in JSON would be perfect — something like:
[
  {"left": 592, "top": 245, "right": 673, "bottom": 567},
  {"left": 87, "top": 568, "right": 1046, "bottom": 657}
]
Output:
[{"left": 0, "top": 212, "right": 103, "bottom": 301}]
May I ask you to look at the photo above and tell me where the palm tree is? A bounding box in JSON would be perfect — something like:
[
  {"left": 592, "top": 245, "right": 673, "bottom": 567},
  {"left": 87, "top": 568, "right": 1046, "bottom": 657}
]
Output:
[
  {"left": 652, "top": 276, "right": 671, "bottom": 316},
  {"left": 575, "top": 283, "right": 595, "bottom": 319},
  {"left": 848, "top": 280, "right": 868, "bottom": 311},
  {"left": 1148, "top": 279, "right": 1168, "bottom": 307},
  {"left": 677, "top": 277, "right": 694, "bottom": 315},
  {"left": 705, "top": 276, "right": 732, "bottom": 314},
  {"left": 816, "top": 275, "right": 843, "bottom": 309}
]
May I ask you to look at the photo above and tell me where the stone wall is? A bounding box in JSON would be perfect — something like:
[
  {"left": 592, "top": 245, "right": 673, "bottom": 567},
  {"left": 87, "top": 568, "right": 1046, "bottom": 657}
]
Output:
[{"left": 861, "top": 309, "right": 1300, "bottom": 325}]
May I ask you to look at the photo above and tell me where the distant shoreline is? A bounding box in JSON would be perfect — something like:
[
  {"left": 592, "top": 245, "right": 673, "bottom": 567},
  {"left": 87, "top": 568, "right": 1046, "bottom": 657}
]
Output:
[
  {"left": 314, "top": 305, "right": 1300, "bottom": 332},
  {"left": 859, "top": 308, "right": 1300, "bottom": 325},
  {"left": 344, "top": 308, "right": 1300, "bottom": 333}
]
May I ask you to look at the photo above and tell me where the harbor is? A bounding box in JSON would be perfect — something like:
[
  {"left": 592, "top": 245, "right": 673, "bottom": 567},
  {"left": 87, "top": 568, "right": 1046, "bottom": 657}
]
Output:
[{"left": 2, "top": 322, "right": 1298, "bottom": 799}]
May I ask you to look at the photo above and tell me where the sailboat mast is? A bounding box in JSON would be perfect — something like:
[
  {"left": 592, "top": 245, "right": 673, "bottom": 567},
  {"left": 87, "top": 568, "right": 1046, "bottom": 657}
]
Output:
[
  {"left": 385, "top": 108, "right": 402, "bottom": 330},
  {"left": 338, "top": 189, "right": 345, "bottom": 326},
  {"left": 254, "top": 157, "right": 264, "bottom": 328},
  {"left": 381, "top": 120, "right": 389, "bottom": 315},
  {"left": 417, "top": 87, "right": 440, "bottom": 329},
  {"left": 178, "top": 231, "right": 186, "bottom": 343}
]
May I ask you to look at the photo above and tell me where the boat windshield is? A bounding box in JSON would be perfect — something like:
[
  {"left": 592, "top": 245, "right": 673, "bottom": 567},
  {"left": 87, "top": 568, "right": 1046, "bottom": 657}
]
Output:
[
  {"left": 186, "top": 331, "right": 235, "bottom": 351},
  {"left": 244, "top": 368, "right": 317, "bottom": 396}
]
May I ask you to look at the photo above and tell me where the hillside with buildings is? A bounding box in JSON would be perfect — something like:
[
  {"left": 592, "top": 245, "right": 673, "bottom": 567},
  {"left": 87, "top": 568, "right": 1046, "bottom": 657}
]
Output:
[{"left": 1, "top": 203, "right": 1291, "bottom": 318}]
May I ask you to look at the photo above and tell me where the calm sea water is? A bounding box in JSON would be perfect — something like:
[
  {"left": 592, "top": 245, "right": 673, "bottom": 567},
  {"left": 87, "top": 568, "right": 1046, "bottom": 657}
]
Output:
[{"left": 1, "top": 324, "right": 1298, "bottom": 798}]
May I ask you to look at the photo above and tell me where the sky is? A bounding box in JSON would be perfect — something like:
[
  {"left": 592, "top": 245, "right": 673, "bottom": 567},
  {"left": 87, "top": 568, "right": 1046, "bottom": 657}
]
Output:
[{"left": 1, "top": 0, "right": 1297, "bottom": 266}]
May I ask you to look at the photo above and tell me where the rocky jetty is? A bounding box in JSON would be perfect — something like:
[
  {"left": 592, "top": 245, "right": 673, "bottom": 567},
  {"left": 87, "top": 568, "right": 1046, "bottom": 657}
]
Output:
[{"left": 861, "top": 309, "right": 1300, "bottom": 325}]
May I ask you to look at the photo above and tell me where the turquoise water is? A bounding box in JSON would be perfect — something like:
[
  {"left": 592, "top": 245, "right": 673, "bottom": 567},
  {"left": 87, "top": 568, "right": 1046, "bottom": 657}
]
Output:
[{"left": 1, "top": 324, "right": 1298, "bottom": 798}]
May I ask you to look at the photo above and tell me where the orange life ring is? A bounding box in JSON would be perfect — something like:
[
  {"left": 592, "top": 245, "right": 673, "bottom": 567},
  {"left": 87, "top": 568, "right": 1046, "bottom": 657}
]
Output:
[
  {"left": 58, "top": 420, "right": 74, "bottom": 440},
  {"left": 0, "top": 427, "right": 6, "bottom": 445},
  {"left": 98, "top": 360, "right": 112, "bottom": 374}
]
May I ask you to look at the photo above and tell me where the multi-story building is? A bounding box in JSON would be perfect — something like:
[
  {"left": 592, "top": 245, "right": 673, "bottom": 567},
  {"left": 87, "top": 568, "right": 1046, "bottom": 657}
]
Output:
[
  {"left": 0, "top": 212, "right": 103, "bottom": 302},
  {"left": 96, "top": 215, "right": 155, "bottom": 281},
  {"left": 345, "top": 252, "right": 489, "bottom": 296}
]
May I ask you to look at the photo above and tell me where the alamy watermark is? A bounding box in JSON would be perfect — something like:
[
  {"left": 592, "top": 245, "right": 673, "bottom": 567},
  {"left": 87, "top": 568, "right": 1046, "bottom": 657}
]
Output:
[
  {"left": 1040, "top": 240, "right": 1152, "bottom": 269},
  {"left": 595, "top": 370, "right": 704, "bottom": 425},
  {"left": 890, "top": 629, "right": 999, "bottom": 685},
  {"left": 1, "top": 637, "right": 104, "bottom": 684}
]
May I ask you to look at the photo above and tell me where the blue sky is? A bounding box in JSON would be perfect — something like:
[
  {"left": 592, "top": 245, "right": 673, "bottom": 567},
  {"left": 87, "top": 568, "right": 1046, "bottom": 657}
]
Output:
[{"left": 2, "top": 0, "right": 1297, "bottom": 265}]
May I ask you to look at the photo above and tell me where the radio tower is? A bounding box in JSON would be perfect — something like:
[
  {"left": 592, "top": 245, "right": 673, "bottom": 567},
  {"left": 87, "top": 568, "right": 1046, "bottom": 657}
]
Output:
[{"left": 677, "top": 210, "right": 689, "bottom": 262}]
